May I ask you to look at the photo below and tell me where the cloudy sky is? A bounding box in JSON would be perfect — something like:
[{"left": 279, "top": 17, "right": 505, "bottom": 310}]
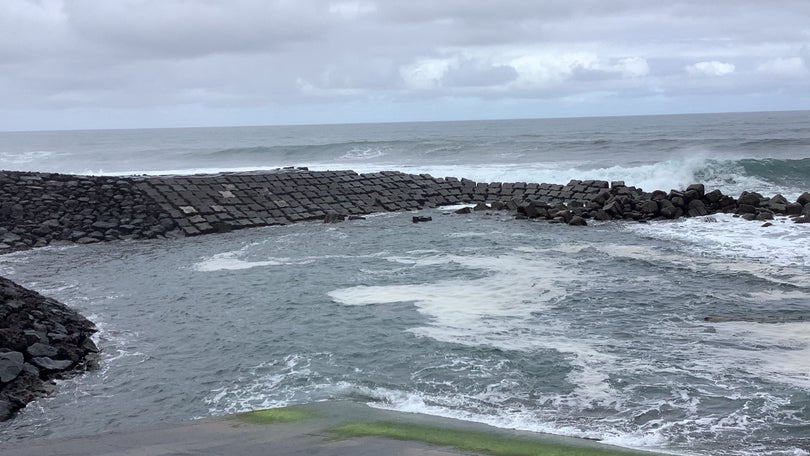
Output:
[{"left": 1, "top": 0, "right": 809, "bottom": 130}]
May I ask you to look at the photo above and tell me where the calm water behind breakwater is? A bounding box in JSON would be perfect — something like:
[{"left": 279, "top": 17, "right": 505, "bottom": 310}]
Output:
[{"left": 1, "top": 111, "right": 809, "bottom": 455}]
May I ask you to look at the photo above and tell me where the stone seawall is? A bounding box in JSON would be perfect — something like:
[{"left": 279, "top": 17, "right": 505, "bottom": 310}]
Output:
[{"left": 1, "top": 168, "right": 809, "bottom": 254}]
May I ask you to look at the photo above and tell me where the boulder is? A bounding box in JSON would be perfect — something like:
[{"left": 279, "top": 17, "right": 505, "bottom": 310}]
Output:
[
  {"left": 490, "top": 201, "right": 506, "bottom": 211},
  {"left": 0, "top": 351, "right": 24, "bottom": 383},
  {"left": 659, "top": 200, "right": 678, "bottom": 219},
  {"left": 704, "top": 189, "right": 723, "bottom": 203},
  {"left": 687, "top": 200, "right": 708, "bottom": 217},
  {"left": 26, "top": 342, "right": 57, "bottom": 358},
  {"left": 756, "top": 210, "right": 774, "bottom": 221},
  {"left": 412, "top": 216, "right": 432, "bottom": 223},
  {"left": 454, "top": 207, "right": 471, "bottom": 214},
  {"left": 638, "top": 200, "right": 659, "bottom": 216},
  {"left": 686, "top": 183, "right": 705, "bottom": 198},
  {"left": 786, "top": 202, "right": 803, "bottom": 215},
  {"left": 30, "top": 357, "right": 73, "bottom": 372},
  {"left": 738, "top": 192, "right": 763, "bottom": 207},
  {"left": 798, "top": 192, "right": 810, "bottom": 206},
  {"left": 473, "top": 203, "right": 489, "bottom": 211},
  {"left": 568, "top": 216, "right": 587, "bottom": 226}
]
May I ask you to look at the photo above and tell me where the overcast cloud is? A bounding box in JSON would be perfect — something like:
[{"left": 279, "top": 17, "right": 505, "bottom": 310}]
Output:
[{"left": 1, "top": 0, "right": 808, "bottom": 130}]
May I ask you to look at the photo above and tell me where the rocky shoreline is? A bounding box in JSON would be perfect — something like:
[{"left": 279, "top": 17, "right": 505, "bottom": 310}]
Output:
[
  {"left": 1, "top": 168, "right": 809, "bottom": 255},
  {"left": 0, "top": 276, "right": 98, "bottom": 421}
]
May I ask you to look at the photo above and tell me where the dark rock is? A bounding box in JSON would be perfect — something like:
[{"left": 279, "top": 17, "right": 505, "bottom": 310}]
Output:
[
  {"left": 412, "top": 216, "right": 432, "bottom": 223},
  {"left": 603, "top": 200, "right": 623, "bottom": 217},
  {"left": 786, "top": 202, "right": 803, "bottom": 215},
  {"left": 323, "top": 212, "right": 345, "bottom": 223},
  {"left": 473, "top": 203, "right": 490, "bottom": 211},
  {"left": 490, "top": 201, "right": 506, "bottom": 211},
  {"left": 756, "top": 210, "right": 774, "bottom": 221},
  {"left": 704, "top": 189, "right": 723, "bottom": 203},
  {"left": 686, "top": 183, "right": 705, "bottom": 198},
  {"left": 90, "top": 221, "right": 118, "bottom": 230},
  {"left": 0, "top": 351, "right": 24, "bottom": 383},
  {"left": 687, "top": 200, "right": 708, "bottom": 217},
  {"left": 639, "top": 200, "right": 659, "bottom": 215},
  {"left": 348, "top": 215, "right": 366, "bottom": 220},
  {"left": 659, "top": 200, "right": 678, "bottom": 219},
  {"left": 738, "top": 192, "right": 763, "bottom": 207},
  {"left": 741, "top": 213, "right": 757, "bottom": 221},
  {"left": 454, "top": 207, "right": 471, "bottom": 214},
  {"left": 30, "top": 357, "right": 73, "bottom": 372},
  {"left": 568, "top": 216, "right": 587, "bottom": 226},
  {"left": 761, "top": 222, "right": 773, "bottom": 227},
  {"left": 736, "top": 204, "right": 757, "bottom": 214},
  {"left": 26, "top": 342, "right": 58, "bottom": 358},
  {"left": 797, "top": 192, "right": 810, "bottom": 206}
]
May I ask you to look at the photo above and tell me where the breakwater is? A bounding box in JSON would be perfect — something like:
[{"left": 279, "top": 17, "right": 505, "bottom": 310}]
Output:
[{"left": 1, "top": 168, "right": 809, "bottom": 254}]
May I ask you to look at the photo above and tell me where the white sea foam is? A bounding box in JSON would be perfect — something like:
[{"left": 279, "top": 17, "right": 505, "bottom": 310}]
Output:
[
  {"left": 329, "top": 251, "right": 632, "bottom": 410},
  {"left": 623, "top": 214, "right": 810, "bottom": 286},
  {"left": 708, "top": 321, "right": 810, "bottom": 390}
]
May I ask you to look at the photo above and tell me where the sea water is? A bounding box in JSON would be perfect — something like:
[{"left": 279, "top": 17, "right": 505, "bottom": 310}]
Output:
[{"left": 0, "top": 111, "right": 809, "bottom": 455}]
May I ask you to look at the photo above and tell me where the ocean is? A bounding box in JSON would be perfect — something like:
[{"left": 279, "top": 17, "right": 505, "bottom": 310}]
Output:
[{"left": 0, "top": 111, "right": 809, "bottom": 455}]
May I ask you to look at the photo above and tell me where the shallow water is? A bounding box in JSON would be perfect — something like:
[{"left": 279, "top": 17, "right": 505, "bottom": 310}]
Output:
[{"left": 1, "top": 209, "right": 809, "bottom": 455}]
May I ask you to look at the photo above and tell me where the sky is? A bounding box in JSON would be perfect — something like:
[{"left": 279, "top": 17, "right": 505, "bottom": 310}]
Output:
[{"left": 1, "top": 0, "right": 809, "bottom": 131}]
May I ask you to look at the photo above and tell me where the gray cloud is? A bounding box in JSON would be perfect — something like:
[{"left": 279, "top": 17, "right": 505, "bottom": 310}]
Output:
[{"left": 0, "top": 0, "right": 809, "bottom": 130}]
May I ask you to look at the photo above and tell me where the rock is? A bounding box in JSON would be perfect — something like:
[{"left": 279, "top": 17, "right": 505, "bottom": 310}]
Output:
[
  {"left": 0, "top": 399, "right": 12, "bottom": 420},
  {"left": 473, "top": 203, "right": 490, "bottom": 211},
  {"left": 348, "top": 215, "right": 365, "bottom": 221},
  {"left": 704, "top": 189, "right": 723, "bottom": 203},
  {"left": 26, "top": 342, "right": 58, "bottom": 358},
  {"left": 687, "top": 200, "right": 708, "bottom": 217},
  {"left": 659, "top": 200, "right": 678, "bottom": 219},
  {"left": 761, "top": 222, "right": 773, "bottom": 227},
  {"left": 686, "top": 183, "right": 705, "bottom": 198},
  {"left": 568, "top": 216, "right": 587, "bottom": 226},
  {"left": 490, "top": 201, "right": 506, "bottom": 211},
  {"left": 323, "top": 212, "right": 345, "bottom": 223},
  {"left": 30, "top": 357, "right": 73, "bottom": 372},
  {"left": 786, "top": 202, "right": 803, "bottom": 215},
  {"left": 454, "top": 207, "right": 471, "bottom": 214},
  {"left": 412, "top": 216, "right": 432, "bottom": 223},
  {"left": 90, "top": 221, "right": 118, "bottom": 230},
  {"left": 738, "top": 192, "right": 763, "bottom": 207},
  {"left": 638, "top": 200, "right": 659, "bottom": 216},
  {"left": 756, "top": 211, "right": 774, "bottom": 221},
  {"left": 803, "top": 204, "right": 810, "bottom": 217},
  {"left": 0, "top": 351, "right": 24, "bottom": 383},
  {"left": 736, "top": 204, "right": 757, "bottom": 214},
  {"left": 798, "top": 192, "right": 810, "bottom": 206},
  {"left": 603, "top": 200, "right": 623, "bottom": 217}
]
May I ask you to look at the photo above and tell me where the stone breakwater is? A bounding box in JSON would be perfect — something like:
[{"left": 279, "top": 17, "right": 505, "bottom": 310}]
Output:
[
  {"left": 0, "top": 276, "right": 99, "bottom": 421},
  {"left": 1, "top": 168, "right": 810, "bottom": 254}
]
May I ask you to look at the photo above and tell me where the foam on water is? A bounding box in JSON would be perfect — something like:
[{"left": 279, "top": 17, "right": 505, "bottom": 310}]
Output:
[{"left": 619, "top": 215, "right": 810, "bottom": 287}]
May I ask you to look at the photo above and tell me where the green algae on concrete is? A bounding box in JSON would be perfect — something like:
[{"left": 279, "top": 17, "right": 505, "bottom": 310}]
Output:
[
  {"left": 235, "top": 406, "right": 316, "bottom": 425},
  {"left": 330, "top": 421, "right": 656, "bottom": 456}
]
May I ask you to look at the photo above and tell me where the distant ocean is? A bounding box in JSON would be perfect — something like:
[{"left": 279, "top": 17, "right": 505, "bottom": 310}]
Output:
[{"left": 1, "top": 111, "right": 809, "bottom": 455}]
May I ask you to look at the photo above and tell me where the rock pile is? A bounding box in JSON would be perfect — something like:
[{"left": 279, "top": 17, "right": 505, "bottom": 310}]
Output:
[
  {"left": 0, "top": 171, "right": 173, "bottom": 254},
  {"left": 451, "top": 180, "right": 810, "bottom": 226},
  {"left": 0, "top": 276, "right": 98, "bottom": 421}
]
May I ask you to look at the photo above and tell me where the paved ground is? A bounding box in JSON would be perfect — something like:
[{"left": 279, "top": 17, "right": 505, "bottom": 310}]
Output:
[{"left": 1, "top": 401, "right": 658, "bottom": 456}]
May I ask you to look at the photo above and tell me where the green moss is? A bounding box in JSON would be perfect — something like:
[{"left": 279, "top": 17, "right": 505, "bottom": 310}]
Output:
[
  {"left": 330, "top": 421, "right": 653, "bottom": 456},
  {"left": 236, "top": 406, "right": 316, "bottom": 425}
]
